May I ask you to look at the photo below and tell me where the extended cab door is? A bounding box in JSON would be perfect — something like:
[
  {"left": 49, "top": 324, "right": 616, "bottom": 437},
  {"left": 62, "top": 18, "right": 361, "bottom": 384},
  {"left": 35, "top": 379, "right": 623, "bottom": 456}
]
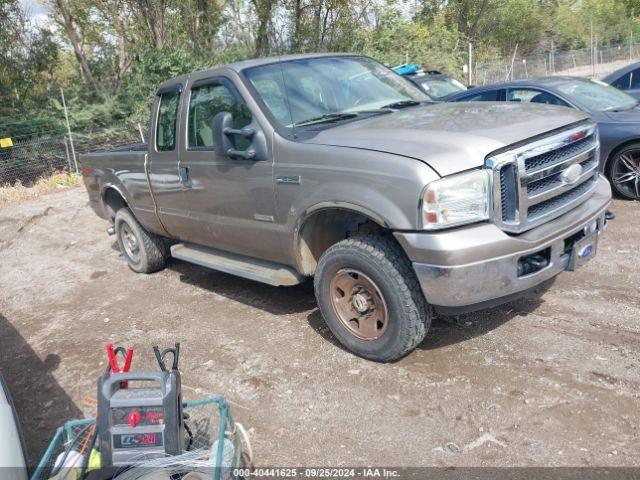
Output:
[
  {"left": 176, "top": 74, "right": 281, "bottom": 262},
  {"left": 147, "top": 82, "right": 192, "bottom": 237}
]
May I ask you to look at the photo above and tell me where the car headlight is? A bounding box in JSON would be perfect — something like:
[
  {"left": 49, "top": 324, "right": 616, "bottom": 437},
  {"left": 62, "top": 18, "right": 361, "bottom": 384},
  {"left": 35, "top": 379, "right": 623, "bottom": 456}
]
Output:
[{"left": 421, "top": 169, "right": 491, "bottom": 230}]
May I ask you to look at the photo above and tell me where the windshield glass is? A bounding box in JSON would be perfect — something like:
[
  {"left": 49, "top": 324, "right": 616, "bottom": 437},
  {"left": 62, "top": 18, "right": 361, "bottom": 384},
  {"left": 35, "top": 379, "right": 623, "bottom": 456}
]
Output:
[
  {"left": 243, "top": 56, "right": 429, "bottom": 128},
  {"left": 557, "top": 79, "right": 637, "bottom": 111},
  {"left": 416, "top": 76, "right": 466, "bottom": 99}
]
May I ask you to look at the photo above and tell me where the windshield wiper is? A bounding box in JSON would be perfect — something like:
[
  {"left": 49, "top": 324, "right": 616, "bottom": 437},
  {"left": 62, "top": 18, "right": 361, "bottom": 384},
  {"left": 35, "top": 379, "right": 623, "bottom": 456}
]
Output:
[
  {"left": 294, "top": 112, "right": 359, "bottom": 127},
  {"left": 380, "top": 99, "right": 423, "bottom": 109}
]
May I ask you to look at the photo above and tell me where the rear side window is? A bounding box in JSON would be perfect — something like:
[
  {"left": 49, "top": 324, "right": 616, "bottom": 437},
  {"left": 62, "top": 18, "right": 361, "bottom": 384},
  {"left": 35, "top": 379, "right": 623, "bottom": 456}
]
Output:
[
  {"left": 461, "top": 90, "right": 502, "bottom": 102},
  {"left": 630, "top": 69, "right": 640, "bottom": 89},
  {"left": 156, "top": 91, "right": 180, "bottom": 151},
  {"left": 611, "top": 72, "right": 631, "bottom": 90},
  {"left": 188, "top": 80, "right": 252, "bottom": 150}
]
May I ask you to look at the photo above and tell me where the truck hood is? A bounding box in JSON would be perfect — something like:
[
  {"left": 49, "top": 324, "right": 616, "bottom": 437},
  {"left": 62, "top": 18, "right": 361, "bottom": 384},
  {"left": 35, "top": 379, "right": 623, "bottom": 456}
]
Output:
[{"left": 302, "top": 102, "right": 590, "bottom": 176}]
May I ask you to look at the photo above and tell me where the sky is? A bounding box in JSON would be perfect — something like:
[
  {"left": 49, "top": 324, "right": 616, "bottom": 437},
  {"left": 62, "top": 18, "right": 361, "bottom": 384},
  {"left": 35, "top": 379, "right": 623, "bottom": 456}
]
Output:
[{"left": 19, "top": 0, "right": 51, "bottom": 26}]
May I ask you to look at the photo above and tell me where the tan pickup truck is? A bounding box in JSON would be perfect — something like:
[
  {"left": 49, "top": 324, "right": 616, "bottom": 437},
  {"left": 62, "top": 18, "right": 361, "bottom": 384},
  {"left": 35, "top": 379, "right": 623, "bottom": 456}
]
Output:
[{"left": 81, "top": 53, "right": 612, "bottom": 361}]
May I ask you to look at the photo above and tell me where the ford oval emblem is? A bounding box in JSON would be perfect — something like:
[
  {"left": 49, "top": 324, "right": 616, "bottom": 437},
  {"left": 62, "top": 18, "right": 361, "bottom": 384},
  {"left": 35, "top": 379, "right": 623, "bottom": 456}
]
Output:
[
  {"left": 578, "top": 244, "right": 593, "bottom": 258},
  {"left": 561, "top": 164, "right": 583, "bottom": 185}
]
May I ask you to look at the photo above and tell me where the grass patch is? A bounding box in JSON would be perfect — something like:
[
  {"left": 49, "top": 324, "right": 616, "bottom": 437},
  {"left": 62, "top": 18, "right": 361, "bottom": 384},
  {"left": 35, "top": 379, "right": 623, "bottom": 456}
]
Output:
[{"left": 0, "top": 172, "right": 82, "bottom": 206}]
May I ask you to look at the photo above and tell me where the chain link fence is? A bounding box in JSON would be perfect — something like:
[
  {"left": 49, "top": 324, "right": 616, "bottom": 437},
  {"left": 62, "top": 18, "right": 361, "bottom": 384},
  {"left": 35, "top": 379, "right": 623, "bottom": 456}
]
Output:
[
  {"left": 0, "top": 128, "right": 145, "bottom": 186},
  {"left": 0, "top": 134, "right": 72, "bottom": 186},
  {"left": 475, "top": 41, "right": 640, "bottom": 86},
  {"left": 4, "top": 40, "right": 640, "bottom": 186}
]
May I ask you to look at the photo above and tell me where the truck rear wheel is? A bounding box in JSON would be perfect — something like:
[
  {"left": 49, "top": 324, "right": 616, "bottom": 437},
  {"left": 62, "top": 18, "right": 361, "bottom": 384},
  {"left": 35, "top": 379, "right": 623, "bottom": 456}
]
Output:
[
  {"left": 114, "top": 208, "right": 167, "bottom": 273},
  {"left": 314, "top": 235, "right": 430, "bottom": 362}
]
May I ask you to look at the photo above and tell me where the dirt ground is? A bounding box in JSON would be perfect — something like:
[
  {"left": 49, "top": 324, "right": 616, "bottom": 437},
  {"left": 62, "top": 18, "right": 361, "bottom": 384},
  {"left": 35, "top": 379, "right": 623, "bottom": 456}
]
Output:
[{"left": 0, "top": 186, "right": 639, "bottom": 469}]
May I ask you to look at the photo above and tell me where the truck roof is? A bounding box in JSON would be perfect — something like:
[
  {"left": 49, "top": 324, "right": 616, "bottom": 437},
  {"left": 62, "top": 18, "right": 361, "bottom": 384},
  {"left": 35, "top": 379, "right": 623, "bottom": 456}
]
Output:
[{"left": 156, "top": 52, "right": 357, "bottom": 93}]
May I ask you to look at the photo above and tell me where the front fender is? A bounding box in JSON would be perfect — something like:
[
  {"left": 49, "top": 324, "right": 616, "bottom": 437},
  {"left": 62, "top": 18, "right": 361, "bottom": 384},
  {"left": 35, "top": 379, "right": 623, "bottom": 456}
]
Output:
[{"left": 273, "top": 138, "right": 440, "bottom": 265}]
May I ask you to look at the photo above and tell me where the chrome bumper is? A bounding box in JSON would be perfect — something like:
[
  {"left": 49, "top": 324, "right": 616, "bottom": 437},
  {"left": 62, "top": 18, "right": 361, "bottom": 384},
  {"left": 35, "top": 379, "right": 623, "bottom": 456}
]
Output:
[{"left": 395, "top": 176, "right": 612, "bottom": 313}]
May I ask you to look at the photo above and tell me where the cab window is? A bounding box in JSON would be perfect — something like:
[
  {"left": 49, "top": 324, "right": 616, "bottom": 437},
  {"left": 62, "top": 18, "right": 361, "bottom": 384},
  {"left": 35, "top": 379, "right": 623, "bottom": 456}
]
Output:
[
  {"left": 188, "top": 79, "right": 252, "bottom": 150},
  {"left": 156, "top": 90, "right": 180, "bottom": 151}
]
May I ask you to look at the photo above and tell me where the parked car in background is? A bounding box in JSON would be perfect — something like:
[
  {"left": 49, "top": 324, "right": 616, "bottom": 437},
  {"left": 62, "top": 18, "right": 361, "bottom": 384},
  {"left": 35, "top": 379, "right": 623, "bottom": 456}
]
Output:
[
  {"left": 602, "top": 61, "right": 640, "bottom": 100},
  {"left": 0, "top": 375, "right": 28, "bottom": 480},
  {"left": 80, "top": 54, "right": 612, "bottom": 361},
  {"left": 446, "top": 76, "right": 640, "bottom": 200},
  {"left": 391, "top": 64, "right": 467, "bottom": 100},
  {"left": 410, "top": 71, "right": 467, "bottom": 99}
]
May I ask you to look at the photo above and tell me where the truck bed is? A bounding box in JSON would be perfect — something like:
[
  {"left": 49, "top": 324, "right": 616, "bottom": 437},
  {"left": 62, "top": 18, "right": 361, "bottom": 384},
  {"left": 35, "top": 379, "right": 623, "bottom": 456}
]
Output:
[{"left": 79, "top": 145, "right": 155, "bottom": 226}]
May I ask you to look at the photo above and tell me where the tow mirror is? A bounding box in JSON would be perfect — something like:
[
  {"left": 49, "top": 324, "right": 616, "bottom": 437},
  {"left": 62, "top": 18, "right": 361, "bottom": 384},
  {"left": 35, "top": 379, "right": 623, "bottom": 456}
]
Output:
[{"left": 211, "top": 111, "right": 257, "bottom": 160}]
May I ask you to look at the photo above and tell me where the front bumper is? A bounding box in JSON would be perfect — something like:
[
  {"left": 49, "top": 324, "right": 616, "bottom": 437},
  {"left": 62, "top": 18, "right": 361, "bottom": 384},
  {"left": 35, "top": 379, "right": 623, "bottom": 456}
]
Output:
[{"left": 394, "top": 176, "right": 612, "bottom": 314}]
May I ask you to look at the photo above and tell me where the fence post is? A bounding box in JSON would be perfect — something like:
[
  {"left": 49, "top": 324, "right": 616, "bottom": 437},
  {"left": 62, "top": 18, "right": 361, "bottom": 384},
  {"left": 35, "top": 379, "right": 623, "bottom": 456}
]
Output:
[
  {"left": 60, "top": 88, "right": 78, "bottom": 173},
  {"left": 63, "top": 136, "right": 72, "bottom": 172},
  {"left": 590, "top": 22, "right": 595, "bottom": 77}
]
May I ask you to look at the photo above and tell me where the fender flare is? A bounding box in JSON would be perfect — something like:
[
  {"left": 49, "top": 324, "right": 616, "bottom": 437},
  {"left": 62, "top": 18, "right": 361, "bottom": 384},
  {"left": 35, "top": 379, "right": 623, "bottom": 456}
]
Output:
[
  {"left": 100, "top": 183, "right": 130, "bottom": 220},
  {"left": 100, "top": 183, "right": 129, "bottom": 205}
]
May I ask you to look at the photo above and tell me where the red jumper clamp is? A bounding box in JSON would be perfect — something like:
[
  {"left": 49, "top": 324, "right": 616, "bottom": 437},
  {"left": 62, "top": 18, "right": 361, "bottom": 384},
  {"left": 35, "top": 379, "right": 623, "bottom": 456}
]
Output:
[{"left": 106, "top": 343, "right": 134, "bottom": 387}]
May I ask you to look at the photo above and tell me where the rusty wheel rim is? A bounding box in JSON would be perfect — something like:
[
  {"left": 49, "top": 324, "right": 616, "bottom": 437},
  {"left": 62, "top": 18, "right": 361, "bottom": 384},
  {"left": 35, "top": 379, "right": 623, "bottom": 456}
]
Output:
[{"left": 329, "top": 269, "right": 389, "bottom": 341}]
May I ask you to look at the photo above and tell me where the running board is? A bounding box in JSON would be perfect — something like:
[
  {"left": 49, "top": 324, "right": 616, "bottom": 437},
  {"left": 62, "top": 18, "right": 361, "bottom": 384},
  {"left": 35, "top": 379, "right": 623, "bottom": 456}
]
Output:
[{"left": 170, "top": 243, "right": 304, "bottom": 287}]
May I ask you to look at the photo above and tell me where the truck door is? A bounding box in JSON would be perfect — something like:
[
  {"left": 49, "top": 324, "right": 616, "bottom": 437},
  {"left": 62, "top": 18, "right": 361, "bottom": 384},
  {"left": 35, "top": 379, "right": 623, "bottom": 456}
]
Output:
[
  {"left": 147, "top": 83, "right": 192, "bottom": 237},
  {"left": 176, "top": 75, "right": 280, "bottom": 263}
]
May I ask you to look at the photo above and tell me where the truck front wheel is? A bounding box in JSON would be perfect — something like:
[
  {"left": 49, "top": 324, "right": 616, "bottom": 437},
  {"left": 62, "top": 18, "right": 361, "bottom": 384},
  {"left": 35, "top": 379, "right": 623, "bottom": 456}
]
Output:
[
  {"left": 114, "top": 208, "right": 167, "bottom": 273},
  {"left": 314, "top": 235, "right": 431, "bottom": 362}
]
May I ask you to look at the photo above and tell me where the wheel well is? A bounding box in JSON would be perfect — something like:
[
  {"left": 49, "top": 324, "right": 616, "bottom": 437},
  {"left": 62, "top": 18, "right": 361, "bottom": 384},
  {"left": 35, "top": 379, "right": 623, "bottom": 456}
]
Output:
[
  {"left": 605, "top": 138, "right": 640, "bottom": 171},
  {"left": 296, "top": 208, "right": 386, "bottom": 275},
  {"left": 103, "top": 187, "right": 127, "bottom": 221}
]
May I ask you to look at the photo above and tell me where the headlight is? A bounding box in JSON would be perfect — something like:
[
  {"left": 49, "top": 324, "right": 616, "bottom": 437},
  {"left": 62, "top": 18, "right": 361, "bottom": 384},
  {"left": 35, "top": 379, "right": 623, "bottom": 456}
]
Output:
[{"left": 421, "top": 169, "right": 491, "bottom": 230}]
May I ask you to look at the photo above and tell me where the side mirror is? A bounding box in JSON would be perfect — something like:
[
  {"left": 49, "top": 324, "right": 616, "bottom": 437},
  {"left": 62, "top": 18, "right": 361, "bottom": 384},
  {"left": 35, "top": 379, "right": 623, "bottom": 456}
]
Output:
[{"left": 212, "top": 111, "right": 257, "bottom": 160}]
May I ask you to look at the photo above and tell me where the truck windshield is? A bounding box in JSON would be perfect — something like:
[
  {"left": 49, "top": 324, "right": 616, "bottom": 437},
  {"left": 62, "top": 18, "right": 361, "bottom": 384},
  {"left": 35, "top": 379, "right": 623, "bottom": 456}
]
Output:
[{"left": 243, "top": 56, "right": 429, "bottom": 129}]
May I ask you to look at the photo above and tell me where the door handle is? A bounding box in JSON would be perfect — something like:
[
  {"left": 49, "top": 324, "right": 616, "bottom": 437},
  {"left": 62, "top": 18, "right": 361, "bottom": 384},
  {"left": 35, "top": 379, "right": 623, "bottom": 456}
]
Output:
[{"left": 179, "top": 166, "right": 192, "bottom": 188}]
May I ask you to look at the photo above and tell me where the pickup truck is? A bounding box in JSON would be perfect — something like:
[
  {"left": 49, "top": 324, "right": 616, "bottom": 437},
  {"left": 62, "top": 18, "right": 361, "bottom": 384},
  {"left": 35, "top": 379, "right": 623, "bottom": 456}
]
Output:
[{"left": 81, "top": 53, "right": 613, "bottom": 362}]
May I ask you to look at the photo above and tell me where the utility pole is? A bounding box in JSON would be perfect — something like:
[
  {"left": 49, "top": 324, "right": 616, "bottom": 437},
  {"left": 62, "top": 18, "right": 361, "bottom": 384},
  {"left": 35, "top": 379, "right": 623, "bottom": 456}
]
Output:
[
  {"left": 468, "top": 42, "right": 473, "bottom": 85},
  {"left": 60, "top": 88, "right": 78, "bottom": 173}
]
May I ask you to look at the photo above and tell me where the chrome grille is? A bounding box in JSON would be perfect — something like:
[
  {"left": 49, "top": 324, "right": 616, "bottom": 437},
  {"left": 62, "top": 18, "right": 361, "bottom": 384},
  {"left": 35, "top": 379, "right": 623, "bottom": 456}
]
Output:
[
  {"left": 524, "top": 135, "right": 593, "bottom": 172},
  {"left": 527, "top": 178, "right": 594, "bottom": 219},
  {"left": 489, "top": 124, "right": 599, "bottom": 233}
]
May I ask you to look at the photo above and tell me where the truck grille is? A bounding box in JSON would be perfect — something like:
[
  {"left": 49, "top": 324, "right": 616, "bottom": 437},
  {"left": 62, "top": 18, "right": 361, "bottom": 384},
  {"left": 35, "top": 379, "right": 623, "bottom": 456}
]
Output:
[{"left": 490, "top": 124, "right": 599, "bottom": 233}]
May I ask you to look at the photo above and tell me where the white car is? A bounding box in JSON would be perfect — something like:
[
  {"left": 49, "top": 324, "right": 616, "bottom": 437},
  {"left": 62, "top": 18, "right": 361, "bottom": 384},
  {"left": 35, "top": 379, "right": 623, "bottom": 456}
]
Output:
[{"left": 0, "top": 375, "right": 28, "bottom": 480}]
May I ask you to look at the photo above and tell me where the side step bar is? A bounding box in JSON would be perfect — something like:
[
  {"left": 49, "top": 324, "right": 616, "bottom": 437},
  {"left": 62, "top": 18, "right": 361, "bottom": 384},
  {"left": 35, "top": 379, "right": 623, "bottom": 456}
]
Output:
[{"left": 170, "top": 243, "right": 304, "bottom": 287}]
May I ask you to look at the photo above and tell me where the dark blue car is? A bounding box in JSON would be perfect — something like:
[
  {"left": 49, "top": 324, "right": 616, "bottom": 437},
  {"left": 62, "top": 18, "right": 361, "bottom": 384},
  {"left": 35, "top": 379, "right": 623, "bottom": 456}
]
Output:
[
  {"left": 446, "top": 76, "right": 640, "bottom": 200},
  {"left": 602, "top": 61, "right": 640, "bottom": 100}
]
